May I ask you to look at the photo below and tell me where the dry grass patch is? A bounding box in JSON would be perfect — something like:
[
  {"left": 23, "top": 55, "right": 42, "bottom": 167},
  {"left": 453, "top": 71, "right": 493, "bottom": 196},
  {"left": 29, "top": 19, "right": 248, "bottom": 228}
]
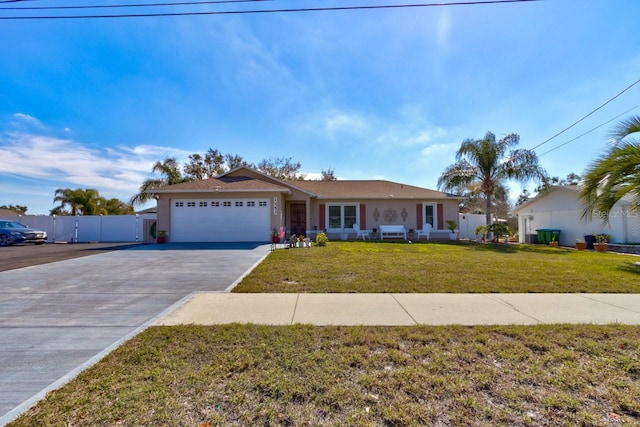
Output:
[
  {"left": 233, "top": 241, "right": 640, "bottom": 293},
  {"left": 10, "top": 324, "right": 640, "bottom": 426}
]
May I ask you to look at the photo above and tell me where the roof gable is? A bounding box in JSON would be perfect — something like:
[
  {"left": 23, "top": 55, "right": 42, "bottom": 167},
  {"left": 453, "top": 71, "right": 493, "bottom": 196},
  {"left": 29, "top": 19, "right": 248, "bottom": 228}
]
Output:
[{"left": 153, "top": 166, "right": 457, "bottom": 199}]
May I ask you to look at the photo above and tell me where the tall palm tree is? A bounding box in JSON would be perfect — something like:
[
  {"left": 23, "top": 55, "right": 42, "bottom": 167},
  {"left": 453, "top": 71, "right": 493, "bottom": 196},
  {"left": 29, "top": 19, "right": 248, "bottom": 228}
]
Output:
[
  {"left": 130, "top": 157, "right": 189, "bottom": 206},
  {"left": 438, "top": 132, "right": 546, "bottom": 225},
  {"left": 579, "top": 115, "right": 640, "bottom": 221}
]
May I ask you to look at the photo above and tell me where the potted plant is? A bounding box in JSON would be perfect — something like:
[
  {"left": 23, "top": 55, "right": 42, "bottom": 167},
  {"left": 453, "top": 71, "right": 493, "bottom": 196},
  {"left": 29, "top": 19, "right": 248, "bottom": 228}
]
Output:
[
  {"left": 575, "top": 238, "right": 587, "bottom": 250},
  {"left": 271, "top": 228, "right": 280, "bottom": 244},
  {"left": 445, "top": 220, "right": 458, "bottom": 240},
  {"left": 298, "top": 235, "right": 306, "bottom": 248},
  {"left": 372, "top": 227, "right": 378, "bottom": 239},
  {"left": 156, "top": 230, "right": 167, "bottom": 244},
  {"left": 593, "top": 233, "right": 610, "bottom": 252},
  {"left": 549, "top": 233, "right": 559, "bottom": 247}
]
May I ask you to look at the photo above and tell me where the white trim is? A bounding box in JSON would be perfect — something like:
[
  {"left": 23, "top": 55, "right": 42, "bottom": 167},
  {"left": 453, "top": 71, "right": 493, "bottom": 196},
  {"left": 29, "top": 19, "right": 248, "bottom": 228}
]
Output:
[
  {"left": 325, "top": 203, "right": 360, "bottom": 233},
  {"left": 422, "top": 202, "right": 437, "bottom": 229}
]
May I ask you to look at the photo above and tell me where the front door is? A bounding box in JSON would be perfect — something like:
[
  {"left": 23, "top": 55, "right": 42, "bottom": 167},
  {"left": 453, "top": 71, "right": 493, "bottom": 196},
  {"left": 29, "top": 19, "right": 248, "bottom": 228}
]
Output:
[{"left": 290, "top": 203, "right": 306, "bottom": 237}]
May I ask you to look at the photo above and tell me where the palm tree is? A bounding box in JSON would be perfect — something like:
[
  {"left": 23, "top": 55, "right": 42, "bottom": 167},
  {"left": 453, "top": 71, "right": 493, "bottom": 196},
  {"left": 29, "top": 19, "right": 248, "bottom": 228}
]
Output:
[
  {"left": 130, "top": 157, "right": 189, "bottom": 206},
  {"left": 579, "top": 115, "right": 640, "bottom": 221},
  {"left": 52, "top": 188, "right": 105, "bottom": 215},
  {"left": 438, "top": 132, "right": 546, "bottom": 225}
]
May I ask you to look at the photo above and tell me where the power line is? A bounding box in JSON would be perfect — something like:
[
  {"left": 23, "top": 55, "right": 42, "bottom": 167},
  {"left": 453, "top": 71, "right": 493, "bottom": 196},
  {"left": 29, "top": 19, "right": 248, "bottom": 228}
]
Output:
[
  {"left": 0, "top": 0, "right": 275, "bottom": 10},
  {"left": 0, "top": 0, "right": 543, "bottom": 20},
  {"left": 530, "top": 76, "right": 640, "bottom": 151},
  {"left": 538, "top": 105, "right": 639, "bottom": 157}
]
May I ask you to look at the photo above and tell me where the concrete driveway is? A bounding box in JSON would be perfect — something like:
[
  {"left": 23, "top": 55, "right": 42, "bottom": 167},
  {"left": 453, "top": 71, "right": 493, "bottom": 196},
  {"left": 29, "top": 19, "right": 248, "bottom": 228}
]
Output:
[{"left": 0, "top": 242, "right": 271, "bottom": 425}]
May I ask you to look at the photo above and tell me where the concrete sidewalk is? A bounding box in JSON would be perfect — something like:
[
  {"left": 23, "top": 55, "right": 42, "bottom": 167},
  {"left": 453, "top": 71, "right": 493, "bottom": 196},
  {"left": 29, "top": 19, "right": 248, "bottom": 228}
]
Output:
[{"left": 157, "top": 293, "right": 640, "bottom": 326}]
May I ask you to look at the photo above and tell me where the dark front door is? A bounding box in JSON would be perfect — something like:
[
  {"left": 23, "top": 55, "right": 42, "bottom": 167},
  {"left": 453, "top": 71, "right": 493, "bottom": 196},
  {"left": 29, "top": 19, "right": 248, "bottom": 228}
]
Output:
[{"left": 290, "top": 203, "right": 306, "bottom": 236}]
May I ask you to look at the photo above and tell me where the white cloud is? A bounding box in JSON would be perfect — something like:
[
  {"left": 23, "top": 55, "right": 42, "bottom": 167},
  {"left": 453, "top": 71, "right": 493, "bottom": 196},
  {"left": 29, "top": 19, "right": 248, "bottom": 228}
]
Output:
[
  {"left": 324, "top": 111, "right": 370, "bottom": 138},
  {"left": 0, "top": 132, "right": 184, "bottom": 201},
  {"left": 13, "top": 113, "right": 43, "bottom": 128},
  {"left": 421, "top": 142, "right": 459, "bottom": 158}
]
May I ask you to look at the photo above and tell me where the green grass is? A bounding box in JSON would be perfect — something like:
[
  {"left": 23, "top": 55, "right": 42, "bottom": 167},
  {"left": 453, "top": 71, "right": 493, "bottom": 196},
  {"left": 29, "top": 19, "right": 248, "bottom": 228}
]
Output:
[
  {"left": 233, "top": 241, "right": 640, "bottom": 293},
  {"left": 11, "top": 324, "right": 640, "bottom": 426}
]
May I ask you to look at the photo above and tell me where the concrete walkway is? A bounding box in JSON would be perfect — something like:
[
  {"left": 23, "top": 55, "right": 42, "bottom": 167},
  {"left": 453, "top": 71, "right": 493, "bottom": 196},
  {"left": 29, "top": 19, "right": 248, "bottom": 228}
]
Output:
[{"left": 157, "top": 292, "right": 640, "bottom": 326}]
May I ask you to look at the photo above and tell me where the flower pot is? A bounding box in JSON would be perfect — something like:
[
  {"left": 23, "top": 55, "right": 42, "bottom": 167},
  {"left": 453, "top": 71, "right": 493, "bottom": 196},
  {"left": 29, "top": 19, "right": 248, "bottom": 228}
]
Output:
[
  {"left": 449, "top": 232, "right": 457, "bottom": 240},
  {"left": 575, "top": 241, "right": 587, "bottom": 250},
  {"left": 549, "top": 241, "right": 558, "bottom": 247},
  {"left": 272, "top": 236, "right": 280, "bottom": 244},
  {"left": 157, "top": 236, "right": 166, "bottom": 244},
  {"left": 593, "top": 243, "right": 607, "bottom": 252}
]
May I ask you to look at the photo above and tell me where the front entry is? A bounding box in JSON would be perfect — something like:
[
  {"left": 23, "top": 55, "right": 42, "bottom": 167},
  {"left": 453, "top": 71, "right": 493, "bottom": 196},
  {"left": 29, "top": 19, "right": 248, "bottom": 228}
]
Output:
[{"left": 290, "top": 203, "right": 306, "bottom": 237}]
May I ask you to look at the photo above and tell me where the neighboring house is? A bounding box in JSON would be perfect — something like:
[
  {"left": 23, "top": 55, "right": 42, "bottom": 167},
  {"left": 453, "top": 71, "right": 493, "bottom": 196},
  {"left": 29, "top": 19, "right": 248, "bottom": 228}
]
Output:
[
  {"left": 150, "top": 166, "right": 462, "bottom": 243},
  {"left": 512, "top": 185, "right": 640, "bottom": 245}
]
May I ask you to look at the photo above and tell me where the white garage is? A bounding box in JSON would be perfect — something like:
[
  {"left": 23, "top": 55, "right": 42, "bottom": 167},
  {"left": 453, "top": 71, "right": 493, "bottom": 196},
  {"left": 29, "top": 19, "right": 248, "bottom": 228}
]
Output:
[{"left": 170, "top": 198, "right": 271, "bottom": 242}]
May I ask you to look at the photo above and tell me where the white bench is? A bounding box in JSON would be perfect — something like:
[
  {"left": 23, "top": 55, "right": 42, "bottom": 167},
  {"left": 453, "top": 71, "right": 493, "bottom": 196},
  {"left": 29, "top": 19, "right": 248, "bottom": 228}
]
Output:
[{"left": 379, "top": 225, "right": 407, "bottom": 240}]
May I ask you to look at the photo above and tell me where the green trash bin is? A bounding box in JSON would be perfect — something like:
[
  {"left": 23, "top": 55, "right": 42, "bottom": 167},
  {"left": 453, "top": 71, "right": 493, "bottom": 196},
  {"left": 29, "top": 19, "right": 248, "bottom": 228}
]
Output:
[
  {"left": 536, "top": 229, "right": 548, "bottom": 244},
  {"left": 549, "top": 229, "right": 561, "bottom": 244}
]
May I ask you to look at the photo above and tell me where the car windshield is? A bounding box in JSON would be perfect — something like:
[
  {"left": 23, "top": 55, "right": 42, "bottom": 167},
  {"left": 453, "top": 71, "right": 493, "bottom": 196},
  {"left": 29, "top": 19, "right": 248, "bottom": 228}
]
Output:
[{"left": 0, "top": 221, "right": 27, "bottom": 229}]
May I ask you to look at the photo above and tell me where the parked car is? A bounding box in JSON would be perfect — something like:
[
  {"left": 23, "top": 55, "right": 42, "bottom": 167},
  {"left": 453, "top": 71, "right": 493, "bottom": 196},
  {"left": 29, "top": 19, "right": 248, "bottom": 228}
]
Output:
[{"left": 0, "top": 220, "right": 47, "bottom": 246}]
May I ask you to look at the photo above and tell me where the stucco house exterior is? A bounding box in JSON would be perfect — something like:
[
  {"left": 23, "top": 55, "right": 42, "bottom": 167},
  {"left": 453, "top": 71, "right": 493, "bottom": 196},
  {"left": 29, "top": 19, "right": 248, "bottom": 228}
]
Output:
[
  {"left": 149, "top": 166, "right": 462, "bottom": 243},
  {"left": 512, "top": 185, "right": 640, "bottom": 246}
]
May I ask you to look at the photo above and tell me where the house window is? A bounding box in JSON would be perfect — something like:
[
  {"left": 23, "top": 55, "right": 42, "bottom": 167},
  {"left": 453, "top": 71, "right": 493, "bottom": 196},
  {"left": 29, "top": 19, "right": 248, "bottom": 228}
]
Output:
[
  {"left": 175, "top": 201, "right": 184, "bottom": 207},
  {"left": 199, "top": 201, "right": 207, "bottom": 207},
  {"left": 211, "top": 201, "right": 220, "bottom": 207},
  {"left": 187, "top": 201, "right": 196, "bottom": 207},
  {"left": 327, "top": 204, "right": 359, "bottom": 230},
  {"left": 235, "top": 201, "right": 243, "bottom": 207},
  {"left": 423, "top": 203, "right": 436, "bottom": 227},
  {"left": 223, "top": 201, "right": 231, "bottom": 207},
  {"left": 247, "top": 201, "right": 256, "bottom": 207},
  {"left": 259, "top": 201, "right": 267, "bottom": 207}
]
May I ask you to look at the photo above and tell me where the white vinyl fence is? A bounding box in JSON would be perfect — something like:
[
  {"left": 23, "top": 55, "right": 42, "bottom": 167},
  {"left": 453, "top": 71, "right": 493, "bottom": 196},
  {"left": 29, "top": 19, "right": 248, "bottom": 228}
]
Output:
[
  {"left": 2, "top": 214, "right": 157, "bottom": 243},
  {"left": 458, "top": 213, "right": 486, "bottom": 240}
]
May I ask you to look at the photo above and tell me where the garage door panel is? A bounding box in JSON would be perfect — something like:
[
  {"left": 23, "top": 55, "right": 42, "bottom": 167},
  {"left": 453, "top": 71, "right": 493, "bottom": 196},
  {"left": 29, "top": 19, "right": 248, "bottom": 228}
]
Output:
[{"left": 171, "top": 199, "right": 270, "bottom": 242}]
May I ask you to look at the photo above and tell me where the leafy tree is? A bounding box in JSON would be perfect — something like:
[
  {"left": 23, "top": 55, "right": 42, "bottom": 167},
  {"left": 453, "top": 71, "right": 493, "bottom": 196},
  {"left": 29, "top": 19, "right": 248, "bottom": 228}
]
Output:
[
  {"left": 52, "top": 189, "right": 133, "bottom": 215},
  {"left": 321, "top": 168, "right": 337, "bottom": 181},
  {"left": 224, "top": 153, "right": 251, "bottom": 170},
  {"left": 0, "top": 204, "right": 28, "bottom": 214},
  {"left": 515, "top": 189, "right": 531, "bottom": 206},
  {"left": 183, "top": 149, "right": 252, "bottom": 180},
  {"left": 535, "top": 172, "right": 581, "bottom": 193},
  {"left": 102, "top": 198, "right": 134, "bottom": 215},
  {"left": 130, "top": 157, "right": 190, "bottom": 206},
  {"left": 456, "top": 181, "right": 511, "bottom": 219},
  {"left": 438, "top": 131, "right": 546, "bottom": 225},
  {"left": 183, "top": 148, "right": 225, "bottom": 180},
  {"left": 579, "top": 115, "right": 640, "bottom": 221},
  {"left": 52, "top": 188, "right": 105, "bottom": 215},
  {"left": 256, "top": 157, "right": 304, "bottom": 180}
]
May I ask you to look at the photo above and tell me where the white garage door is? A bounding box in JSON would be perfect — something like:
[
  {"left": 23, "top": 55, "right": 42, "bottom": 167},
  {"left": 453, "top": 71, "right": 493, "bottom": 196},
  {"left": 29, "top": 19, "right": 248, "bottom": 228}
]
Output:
[{"left": 170, "top": 199, "right": 270, "bottom": 242}]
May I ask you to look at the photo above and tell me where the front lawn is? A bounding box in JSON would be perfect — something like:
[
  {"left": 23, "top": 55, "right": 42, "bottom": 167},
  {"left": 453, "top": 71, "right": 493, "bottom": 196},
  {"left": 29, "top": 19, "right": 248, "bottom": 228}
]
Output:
[
  {"left": 233, "top": 242, "right": 640, "bottom": 293},
  {"left": 11, "top": 324, "right": 640, "bottom": 426}
]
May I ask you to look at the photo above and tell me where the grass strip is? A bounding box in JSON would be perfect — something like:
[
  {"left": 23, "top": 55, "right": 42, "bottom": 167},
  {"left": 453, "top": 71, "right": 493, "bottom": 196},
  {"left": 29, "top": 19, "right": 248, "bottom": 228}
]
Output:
[{"left": 11, "top": 324, "right": 640, "bottom": 426}]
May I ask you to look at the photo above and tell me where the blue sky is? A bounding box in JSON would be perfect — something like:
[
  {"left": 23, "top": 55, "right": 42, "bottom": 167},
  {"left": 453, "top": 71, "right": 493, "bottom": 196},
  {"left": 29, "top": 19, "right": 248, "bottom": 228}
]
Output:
[{"left": 1, "top": 0, "right": 639, "bottom": 215}]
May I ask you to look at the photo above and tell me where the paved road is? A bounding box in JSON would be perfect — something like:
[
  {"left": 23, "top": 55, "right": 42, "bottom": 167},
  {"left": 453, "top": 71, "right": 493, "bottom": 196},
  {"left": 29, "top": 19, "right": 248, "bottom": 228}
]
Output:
[
  {"left": 0, "top": 242, "right": 141, "bottom": 272},
  {"left": 0, "top": 242, "right": 271, "bottom": 425}
]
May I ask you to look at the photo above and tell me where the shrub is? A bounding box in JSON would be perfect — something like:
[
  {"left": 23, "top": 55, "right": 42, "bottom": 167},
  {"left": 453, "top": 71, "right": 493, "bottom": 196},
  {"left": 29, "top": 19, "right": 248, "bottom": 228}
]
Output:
[{"left": 315, "top": 232, "right": 329, "bottom": 247}]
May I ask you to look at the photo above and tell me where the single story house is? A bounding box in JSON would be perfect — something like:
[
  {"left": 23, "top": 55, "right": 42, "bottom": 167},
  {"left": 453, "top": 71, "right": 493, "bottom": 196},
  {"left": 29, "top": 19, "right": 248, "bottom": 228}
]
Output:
[
  {"left": 150, "top": 166, "right": 463, "bottom": 243},
  {"left": 511, "top": 185, "right": 640, "bottom": 246}
]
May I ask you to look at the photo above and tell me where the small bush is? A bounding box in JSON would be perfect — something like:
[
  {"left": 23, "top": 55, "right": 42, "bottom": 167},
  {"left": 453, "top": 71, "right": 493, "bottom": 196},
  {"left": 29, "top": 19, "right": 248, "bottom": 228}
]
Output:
[{"left": 315, "top": 232, "right": 329, "bottom": 247}]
